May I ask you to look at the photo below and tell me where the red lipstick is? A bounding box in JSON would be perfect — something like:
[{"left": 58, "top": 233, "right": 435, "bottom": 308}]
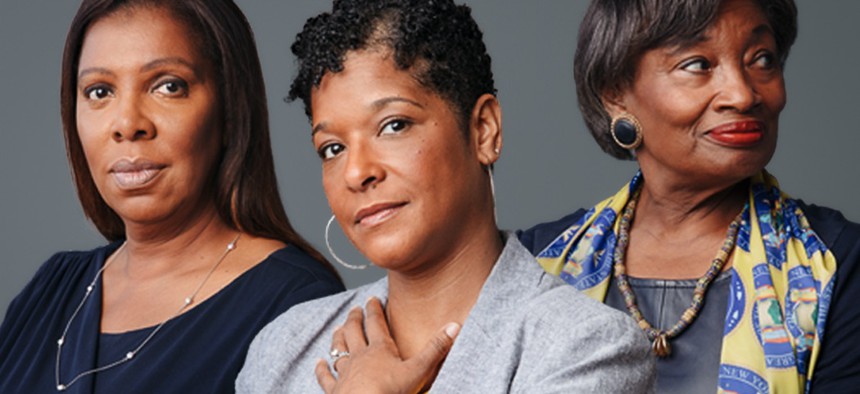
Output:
[{"left": 707, "top": 121, "right": 765, "bottom": 146}]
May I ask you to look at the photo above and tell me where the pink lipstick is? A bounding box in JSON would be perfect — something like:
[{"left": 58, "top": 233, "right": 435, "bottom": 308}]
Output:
[
  {"left": 354, "top": 202, "right": 407, "bottom": 227},
  {"left": 110, "top": 159, "right": 166, "bottom": 189}
]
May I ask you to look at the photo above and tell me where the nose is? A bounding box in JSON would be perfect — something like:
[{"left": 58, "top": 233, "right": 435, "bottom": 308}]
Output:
[
  {"left": 714, "top": 65, "right": 762, "bottom": 113},
  {"left": 111, "top": 95, "right": 156, "bottom": 142},
  {"left": 343, "top": 141, "right": 385, "bottom": 192}
]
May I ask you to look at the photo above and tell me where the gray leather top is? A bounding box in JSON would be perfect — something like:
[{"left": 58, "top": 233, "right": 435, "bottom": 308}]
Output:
[{"left": 605, "top": 270, "right": 732, "bottom": 394}]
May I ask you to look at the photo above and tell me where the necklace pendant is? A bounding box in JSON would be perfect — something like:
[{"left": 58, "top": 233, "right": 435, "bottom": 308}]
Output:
[
  {"left": 652, "top": 334, "right": 671, "bottom": 357},
  {"left": 57, "top": 384, "right": 66, "bottom": 391}
]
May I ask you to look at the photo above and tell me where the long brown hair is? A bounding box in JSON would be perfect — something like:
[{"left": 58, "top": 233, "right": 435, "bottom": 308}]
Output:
[{"left": 61, "top": 0, "right": 340, "bottom": 280}]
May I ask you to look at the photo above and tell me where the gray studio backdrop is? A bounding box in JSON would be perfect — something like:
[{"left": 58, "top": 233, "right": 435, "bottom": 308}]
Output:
[{"left": 2, "top": 1, "right": 858, "bottom": 320}]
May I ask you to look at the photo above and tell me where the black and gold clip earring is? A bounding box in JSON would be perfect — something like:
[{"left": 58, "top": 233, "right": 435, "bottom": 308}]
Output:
[{"left": 610, "top": 113, "right": 643, "bottom": 150}]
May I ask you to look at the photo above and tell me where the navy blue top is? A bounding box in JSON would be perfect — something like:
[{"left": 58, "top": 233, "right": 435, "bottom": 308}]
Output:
[
  {"left": 0, "top": 243, "right": 344, "bottom": 394},
  {"left": 518, "top": 202, "right": 860, "bottom": 393}
]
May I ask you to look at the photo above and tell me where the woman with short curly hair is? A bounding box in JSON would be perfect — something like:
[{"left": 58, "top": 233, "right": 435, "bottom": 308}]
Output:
[{"left": 237, "top": 0, "right": 656, "bottom": 392}]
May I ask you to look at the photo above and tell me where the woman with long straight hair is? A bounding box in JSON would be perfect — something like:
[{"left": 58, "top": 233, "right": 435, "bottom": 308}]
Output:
[{"left": 0, "top": 1, "right": 343, "bottom": 392}]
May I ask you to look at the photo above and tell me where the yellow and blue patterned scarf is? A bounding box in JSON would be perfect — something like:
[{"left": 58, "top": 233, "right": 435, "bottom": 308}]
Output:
[{"left": 536, "top": 171, "right": 837, "bottom": 393}]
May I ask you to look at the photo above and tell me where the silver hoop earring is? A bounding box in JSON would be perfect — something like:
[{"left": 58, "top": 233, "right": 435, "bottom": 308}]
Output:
[
  {"left": 325, "top": 215, "right": 368, "bottom": 270},
  {"left": 488, "top": 168, "right": 498, "bottom": 223}
]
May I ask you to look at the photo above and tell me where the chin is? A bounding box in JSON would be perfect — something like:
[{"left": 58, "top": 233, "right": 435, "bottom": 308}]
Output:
[
  {"left": 353, "top": 231, "right": 420, "bottom": 270},
  {"left": 107, "top": 197, "right": 176, "bottom": 226},
  {"left": 732, "top": 151, "right": 773, "bottom": 177},
  {"left": 355, "top": 237, "right": 405, "bottom": 267},
  {"left": 701, "top": 145, "right": 773, "bottom": 181}
]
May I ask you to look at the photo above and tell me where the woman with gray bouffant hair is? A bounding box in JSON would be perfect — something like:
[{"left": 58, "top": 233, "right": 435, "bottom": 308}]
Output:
[{"left": 519, "top": 0, "right": 860, "bottom": 392}]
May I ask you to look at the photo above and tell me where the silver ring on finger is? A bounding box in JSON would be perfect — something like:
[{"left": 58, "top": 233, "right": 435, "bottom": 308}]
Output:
[{"left": 329, "top": 349, "right": 350, "bottom": 363}]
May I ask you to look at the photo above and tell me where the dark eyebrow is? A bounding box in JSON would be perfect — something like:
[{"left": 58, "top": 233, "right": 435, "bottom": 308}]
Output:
[
  {"left": 370, "top": 96, "right": 424, "bottom": 111},
  {"left": 749, "top": 24, "right": 774, "bottom": 41},
  {"left": 311, "top": 121, "right": 329, "bottom": 136},
  {"left": 78, "top": 67, "right": 114, "bottom": 80},
  {"left": 311, "top": 96, "right": 425, "bottom": 136},
  {"left": 77, "top": 57, "right": 201, "bottom": 81},
  {"left": 666, "top": 24, "right": 774, "bottom": 57},
  {"left": 140, "top": 57, "right": 201, "bottom": 79},
  {"left": 665, "top": 35, "right": 710, "bottom": 57}
]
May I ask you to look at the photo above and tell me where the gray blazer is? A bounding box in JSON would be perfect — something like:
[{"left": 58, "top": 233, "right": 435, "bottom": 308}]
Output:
[{"left": 237, "top": 233, "right": 656, "bottom": 393}]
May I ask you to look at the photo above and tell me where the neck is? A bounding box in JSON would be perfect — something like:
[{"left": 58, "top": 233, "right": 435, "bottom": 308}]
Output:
[
  {"left": 635, "top": 169, "right": 748, "bottom": 240},
  {"left": 385, "top": 222, "right": 504, "bottom": 359},
  {"left": 117, "top": 203, "right": 237, "bottom": 280}
]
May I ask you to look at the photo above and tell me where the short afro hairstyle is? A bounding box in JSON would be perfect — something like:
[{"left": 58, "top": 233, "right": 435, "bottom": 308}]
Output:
[
  {"left": 574, "top": 0, "right": 797, "bottom": 160},
  {"left": 288, "top": 0, "right": 496, "bottom": 128}
]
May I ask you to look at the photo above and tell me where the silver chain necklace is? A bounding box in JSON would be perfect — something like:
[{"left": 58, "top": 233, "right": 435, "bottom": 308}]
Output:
[{"left": 54, "top": 234, "right": 241, "bottom": 391}]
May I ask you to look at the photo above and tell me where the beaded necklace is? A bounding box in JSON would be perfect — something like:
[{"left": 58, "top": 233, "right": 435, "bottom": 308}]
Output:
[
  {"left": 54, "top": 234, "right": 240, "bottom": 391},
  {"left": 613, "top": 190, "right": 742, "bottom": 357}
]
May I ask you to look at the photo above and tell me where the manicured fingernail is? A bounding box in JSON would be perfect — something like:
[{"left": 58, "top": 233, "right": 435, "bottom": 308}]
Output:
[{"left": 444, "top": 323, "right": 460, "bottom": 338}]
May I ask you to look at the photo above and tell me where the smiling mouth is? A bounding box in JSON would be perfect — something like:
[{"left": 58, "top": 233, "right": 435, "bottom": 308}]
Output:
[
  {"left": 110, "top": 159, "right": 166, "bottom": 189},
  {"left": 355, "top": 202, "right": 408, "bottom": 227}
]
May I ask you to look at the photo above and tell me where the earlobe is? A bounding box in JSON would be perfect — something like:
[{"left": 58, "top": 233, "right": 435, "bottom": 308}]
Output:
[
  {"left": 601, "top": 89, "right": 643, "bottom": 151},
  {"left": 470, "top": 93, "right": 503, "bottom": 166}
]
